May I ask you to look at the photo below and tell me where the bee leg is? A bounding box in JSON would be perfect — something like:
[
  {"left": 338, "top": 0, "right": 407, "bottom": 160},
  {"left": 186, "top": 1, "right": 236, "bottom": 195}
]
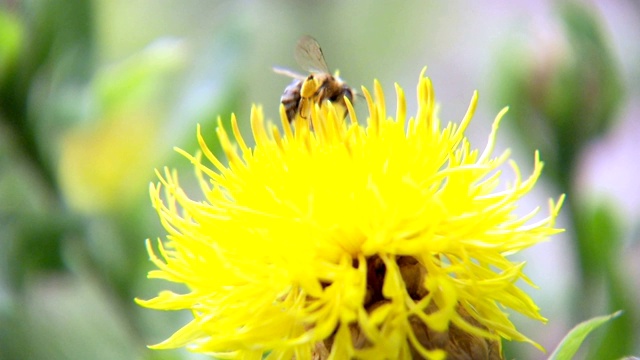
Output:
[
  {"left": 300, "top": 75, "right": 319, "bottom": 98},
  {"left": 299, "top": 76, "right": 320, "bottom": 120},
  {"left": 298, "top": 97, "right": 310, "bottom": 119}
]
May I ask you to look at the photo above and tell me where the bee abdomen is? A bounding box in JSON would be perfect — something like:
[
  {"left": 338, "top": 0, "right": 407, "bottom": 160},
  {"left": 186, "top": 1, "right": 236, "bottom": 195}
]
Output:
[{"left": 280, "top": 79, "right": 303, "bottom": 122}]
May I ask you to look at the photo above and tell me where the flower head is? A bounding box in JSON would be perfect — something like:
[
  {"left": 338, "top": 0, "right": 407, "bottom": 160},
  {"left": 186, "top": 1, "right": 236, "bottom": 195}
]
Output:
[{"left": 138, "top": 68, "right": 564, "bottom": 359}]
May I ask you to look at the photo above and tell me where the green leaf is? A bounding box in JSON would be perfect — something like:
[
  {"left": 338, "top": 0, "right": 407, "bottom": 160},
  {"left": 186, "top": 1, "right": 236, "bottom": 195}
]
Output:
[
  {"left": 95, "top": 38, "right": 188, "bottom": 114},
  {"left": 0, "top": 11, "right": 23, "bottom": 84},
  {"left": 549, "top": 311, "right": 623, "bottom": 360}
]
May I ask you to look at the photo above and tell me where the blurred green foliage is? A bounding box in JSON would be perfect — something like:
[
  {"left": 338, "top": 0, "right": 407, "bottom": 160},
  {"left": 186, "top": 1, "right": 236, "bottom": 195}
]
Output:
[
  {"left": 1, "top": 0, "right": 638, "bottom": 359},
  {"left": 496, "top": 2, "right": 635, "bottom": 359},
  {"left": 497, "top": 2, "right": 623, "bottom": 187}
]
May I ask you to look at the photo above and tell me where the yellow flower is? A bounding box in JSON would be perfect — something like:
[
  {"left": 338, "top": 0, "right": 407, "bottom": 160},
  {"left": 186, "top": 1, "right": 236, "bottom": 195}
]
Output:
[
  {"left": 59, "top": 113, "right": 159, "bottom": 213},
  {"left": 137, "top": 68, "right": 564, "bottom": 359}
]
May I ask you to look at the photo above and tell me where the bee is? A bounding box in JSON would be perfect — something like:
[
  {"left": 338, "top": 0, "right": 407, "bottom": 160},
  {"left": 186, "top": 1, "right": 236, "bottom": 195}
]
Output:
[{"left": 273, "top": 35, "right": 355, "bottom": 122}]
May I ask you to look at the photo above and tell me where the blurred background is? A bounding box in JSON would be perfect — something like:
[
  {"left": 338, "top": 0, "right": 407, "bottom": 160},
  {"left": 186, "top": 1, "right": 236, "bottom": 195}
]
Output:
[{"left": 1, "top": 0, "right": 638, "bottom": 359}]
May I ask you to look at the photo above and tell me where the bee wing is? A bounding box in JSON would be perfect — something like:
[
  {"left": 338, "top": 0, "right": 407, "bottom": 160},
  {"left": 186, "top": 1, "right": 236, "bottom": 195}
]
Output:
[
  {"left": 272, "top": 66, "right": 307, "bottom": 80},
  {"left": 294, "top": 35, "right": 330, "bottom": 74}
]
